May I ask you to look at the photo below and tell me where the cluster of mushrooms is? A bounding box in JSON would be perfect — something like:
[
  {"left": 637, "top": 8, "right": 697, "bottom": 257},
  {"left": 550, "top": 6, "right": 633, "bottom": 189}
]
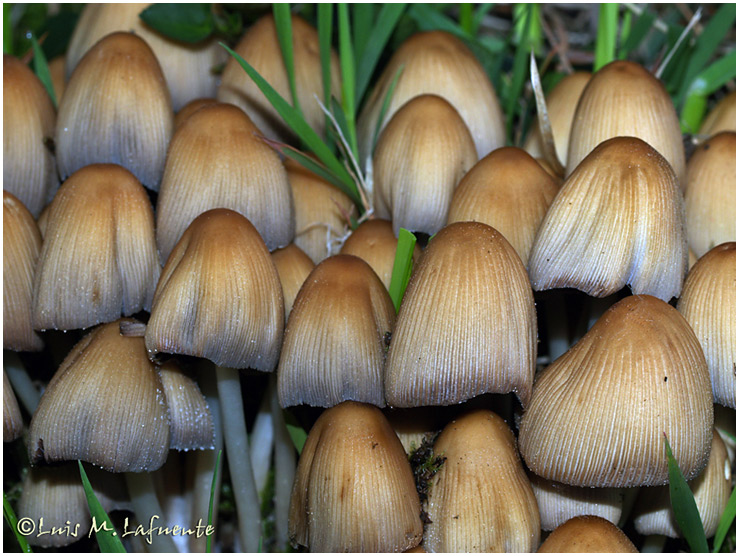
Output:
[{"left": 3, "top": 3, "right": 736, "bottom": 554}]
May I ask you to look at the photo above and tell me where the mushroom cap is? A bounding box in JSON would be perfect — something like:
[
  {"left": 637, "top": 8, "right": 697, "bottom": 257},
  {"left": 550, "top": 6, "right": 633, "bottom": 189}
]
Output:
[
  {"left": 3, "top": 371, "right": 23, "bottom": 442},
  {"left": 147, "top": 208, "right": 284, "bottom": 371},
  {"left": 289, "top": 401, "right": 423, "bottom": 552},
  {"left": 519, "top": 295, "right": 713, "bottom": 488},
  {"left": 385, "top": 221, "right": 537, "bottom": 408},
  {"left": 537, "top": 515, "right": 638, "bottom": 553},
  {"left": 270, "top": 243, "right": 315, "bottom": 321},
  {"left": 159, "top": 361, "right": 214, "bottom": 451},
  {"left": 700, "top": 91, "right": 736, "bottom": 136}
]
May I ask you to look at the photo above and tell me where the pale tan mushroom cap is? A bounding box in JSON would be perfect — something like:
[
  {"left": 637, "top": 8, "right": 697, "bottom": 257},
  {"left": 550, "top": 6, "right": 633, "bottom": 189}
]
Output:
[{"left": 537, "top": 515, "right": 638, "bottom": 553}]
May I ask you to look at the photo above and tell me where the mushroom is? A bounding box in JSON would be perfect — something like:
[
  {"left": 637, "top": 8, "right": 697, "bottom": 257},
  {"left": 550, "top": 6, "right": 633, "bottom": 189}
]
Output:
[
  {"left": 537, "top": 515, "right": 638, "bottom": 553},
  {"left": 700, "top": 91, "right": 736, "bottom": 136},
  {"left": 271, "top": 243, "right": 315, "bottom": 321}
]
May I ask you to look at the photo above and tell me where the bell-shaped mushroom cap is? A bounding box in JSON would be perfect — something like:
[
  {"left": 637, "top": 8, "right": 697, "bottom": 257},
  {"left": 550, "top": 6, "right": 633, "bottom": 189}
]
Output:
[
  {"left": 65, "top": 3, "right": 226, "bottom": 111},
  {"left": 684, "top": 132, "right": 736, "bottom": 259},
  {"left": 289, "top": 401, "right": 423, "bottom": 552},
  {"left": 271, "top": 243, "right": 315, "bottom": 321},
  {"left": 218, "top": 13, "right": 341, "bottom": 143},
  {"left": 56, "top": 32, "right": 173, "bottom": 189},
  {"left": 4, "top": 192, "right": 44, "bottom": 351},
  {"left": 3, "top": 55, "right": 59, "bottom": 217},
  {"left": 287, "top": 159, "right": 355, "bottom": 264},
  {"left": 4, "top": 371, "right": 23, "bottom": 442},
  {"left": 156, "top": 102, "right": 294, "bottom": 260},
  {"left": 537, "top": 516, "right": 638, "bottom": 553},
  {"left": 633, "top": 429, "right": 732, "bottom": 539},
  {"left": 357, "top": 30, "right": 505, "bottom": 165},
  {"left": 528, "top": 137, "right": 687, "bottom": 301},
  {"left": 47, "top": 56, "right": 66, "bottom": 103},
  {"left": 19, "top": 463, "right": 130, "bottom": 548},
  {"left": 447, "top": 147, "right": 559, "bottom": 264},
  {"left": 424, "top": 410, "right": 540, "bottom": 552},
  {"left": 567, "top": 60, "right": 685, "bottom": 187},
  {"left": 340, "top": 219, "right": 423, "bottom": 292},
  {"left": 524, "top": 71, "right": 591, "bottom": 165},
  {"left": 174, "top": 97, "right": 219, "bottom": 130},
  {"left": 373, "top": 94, "right": 478, "bottom": 237},
  {"left": 385, "top": 222, "right": 537, "bottom": 408},
  {"left": 529, "top": 473, "right": 625, "bottom": 531},
  {"left": 519, "top": 295, "right": 713, "bottom": 488},
  {"left": 278, "top": 255, "right": 395, "bottom": 408},
  {"left": 28, "top": 319, "right": 171, "bottom": 472},
  {"left": 677, "top": 242, "right": 736, "bottom": 408},
  {"left": 32, "top": 164, "right": 160, "bottom": 332},
  {"left": 700, "top": 91, "right": 736, "bottom": 136},
  {"left": 147, "top": 209, "right": 284, "bottom": 370},
  {"left": 159, "top": 361, "right": 214, "bottom": 451}
]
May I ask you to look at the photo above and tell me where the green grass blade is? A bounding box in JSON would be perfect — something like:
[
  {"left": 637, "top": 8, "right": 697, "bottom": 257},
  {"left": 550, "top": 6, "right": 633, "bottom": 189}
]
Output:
[
  {"left": 221, "top": 43, "right": 361, "bottom": 206},
  {"left": 388, "top": 228, "right": 417, "bottom": 312},
  {"left": 331, "top": 96, "right": 353, "bottom": 146},
  {"left": 459, "top": 3, "right": 473, "bottom": 35},
  {"left": 3, "top": 4, "right": 12, "bottom": 55},
  {"left": 713, "top": 487, "right": 736, "bottom": 552},
  {"left": 273, "top": 4, "right": 302, "bottom": 117},
  {"left": 664, "top": 436, "right": 709, "bottom": 553},
  {"left": 594, "top": 3, "right": 619, "bottom": 71},
  {"left": 139, "top": 3, "right": 214, "bottom": 43},
  {"left": 619, "top": 8, "right": 656, "bottom": 58},
  {"left": 4, "top": 492, "right": 33, "bottom": 552},
  {"left": 352, "top": 4, "right": 375, "bottom": 63},
  {"left": 680, "top": 50, "right": 737, "bottom": 133},
  {"left": 283, "top": 410, "right": 308, "bottom": 454},
  {"left": 371, "top": 65, "right": 404, "bottom": 153},
  {"left": 472, "top": 4, "right": 495, "bottom": 36},
  {"left": 355, "top": 4, "right": 406, "bottom": 104},
  {"left": 30, "top": 36, "right": 57, "bottom": 108},
  {"left": 618, "top": 10, "right": 632, "bottom": 58},
  {"left": 205, "top": 450, "right": 222, "bottom": 553},
  {"left": 506, "top": 4, "right": 538, "bottom": 142},
  {"left": 337, "top": 4, "right": 359, "bottom": 162},
  {"left": 317, "top": 4, "right": 334, "bottom": 146},
  {"left": 78, "top": 461, "right": 127, "bottom": 553}
]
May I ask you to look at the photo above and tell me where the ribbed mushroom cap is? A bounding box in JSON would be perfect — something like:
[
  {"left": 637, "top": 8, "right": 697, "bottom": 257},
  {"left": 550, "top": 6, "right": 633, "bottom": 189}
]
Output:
[
  {"left": 159, "top": 361, "right": 214, "bottom": 451},
  {"left": 524, "top": 71, "right": 591, "bottom": 165},
  {"left": 633, "top": 429, "right": 732, "bottom": 539},
  {"left": 700, "top": 91, "right": 736, "bottom": 136},
  {"left": 528, "top": 137, "right": 687, "bottom": 301},
  {"left": 715, "top": 404, "right": 736, "bottom": 466},
  {"left": 529, "top": 473, "right": 625, "bottom": 531},
  {"left": 48, "top": 56, "right": 66, "bottom": 103},
  {"left": 156, "top": 102, "right": 294, "bottom": 260},
  {"left": 339, "top": 218, "right": 423, "bottom": 291},
  {"left": 287, "top": 159, "right": 355, "bottom": 263},
  {"left": 684, "top": 132, "right": 736, "bottom": 259},
  {"left": 28, "top": 319, "right": 171, "bottom": 472},
  {"left": 3, "top": 371, "right": 23, "bottom": 442},
  {"left": 56, "top": 32, "right": 173, "bottom": 189},
  {"left": 537, "top": 516, "right": 638, "bottom": 553},
  {"left": 289, "top": 401, "right": 423, "bottom": 552},
  {"left": 677, "top": 242, "right": 736, "bottom": 408},
  {"left": 4, "top": 192, "right": 44, "bottom": 351},
  {"left": 278, "top": 255, "right": 395, "bottom": 408},
  {"left": 65, "top": 3, "right": 226, "bottom": 110},
  {"left": 147, "top": 209, "right": 284, "bottom": 371},
  {"left": 32, "top": 164, "right": 160, "bottom": 332},
  {"left": 447, "top": 147, "right": 559, "bottom": 263},
  {"left": 218, "top": 13, "right": 341, "bottom": 143},
  {"left": 424, "top": 410, "right": 540, "bottom": 552},
  {"left": 19, "top": 463, "right": 130, "bottom": 547},
  {"left": 519, "top": 295, "right": 713, "bottom": 488},
  {"left": 373, "top": 94, "right": 478, "bottom": 237},
  {"left": 3, "top": 54, "right": 59, "bottom": 217},
  {"left": 385, "top": 222, "right": 536, "bottom": 408},
  {"left": 173, "top": 97, "right": 219, "bottom": 130},
  {"left": 567, "top": 60, "right": 685, "bottom": 187},
  {"left": 270, "top": 243, "right": 315, "bottom": 320},
  {"left": 357, "top": 30, "right": 505, "bottom": 166}
]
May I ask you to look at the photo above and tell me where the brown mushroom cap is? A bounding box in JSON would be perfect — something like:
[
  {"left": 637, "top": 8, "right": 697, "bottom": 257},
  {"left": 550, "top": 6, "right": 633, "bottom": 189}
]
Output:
[
  {"left": 3, "top": 371, "right": 23, "bottom": 442},
  {"left": 537, "top": 515, "right": 638, "bottom": 553},
  {"left": 270, "top": 243, "right": 315, "bottom": 321},
  {"left": 700, "top": 91, "right": 736, "bottom": 136}
]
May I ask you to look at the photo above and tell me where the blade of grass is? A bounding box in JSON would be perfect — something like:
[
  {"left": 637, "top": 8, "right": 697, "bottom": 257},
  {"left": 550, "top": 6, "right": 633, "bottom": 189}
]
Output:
[
  {"left": 530, "top": 52, "right": 564, "bottom": 174},
  {"left": 205, "top": 450, "right": 222, "bottom": 553},
  {"left": 355, "top": 3, "right": 407, "bottom": 104},
  {"left": 4, "top": 492, "right": 33, "bottom": 553},
  {"left": 283, "top": 410, "right": 308, "bottom": 454},
  {"left": 664, "top": 435, "right": 709, "bottom": 553},
  {"left": 221, "top": 43, "right": 361, "bottom": 206},
  {"left": 139, "top": 3, "right": 214, "bottom": 43},
  {"left": 30, "top": 36, "right": 57, "bottom": 108},
  {"left": 352, "top": 4, "right": 375, "bottom": 62},
  {"left": 337, "top": 4, "right": 359, "bottom": 162},
  {"left": 655, "top": 7, "right": 702, "bottom": 80},
  {"left": 618, "top": 10, "right": 632, "bottom": 58},
  {"left": 619, "top": 8, "right": 657, "bottom": 58},
  {"left": 459, "top": 4, "right": 473, "bottom": 35},
  {"left": 680, "top": 50, "right": 736, "bottom": 133},
  {"left": 78, "top": 461, "right": 127, "bottom": 552},
  {"left": 388, "top": 228, "right": 417, "bottom": 312},
  {"left": 713, "top": 487, "right": 736, "bottom": 552},
  {"left": 273, "top": 3, "right": 302, "bottom": 118},
  {"left": 371, "top": 65, "right": 404, "bottom": 153},
  {"left": 317, "top": 4, "right": 334, "bottom": 147},
  {"left": 506, "top": 4, "right": 538, "bottom": 142},
  {"left": 472, "top": 4, "right": 495, "bottom": 36},
  {"left": 594, "top": 3, "right": 619, "bottom": 71},
  {"left": 3, "top": 4, "right": 12, "bottom": 55}
]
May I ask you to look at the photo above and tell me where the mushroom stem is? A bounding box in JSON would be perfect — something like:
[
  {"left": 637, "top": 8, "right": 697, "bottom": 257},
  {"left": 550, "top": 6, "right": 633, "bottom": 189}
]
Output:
[
  {"left": 215, "top": 365, "right": 261, "bottom": 552},
  {"left": 641, "top": 534, "right": 667, "bottom": 553},
  {"left": 270, "top": 374, "right": 296, "bottom": 552},
  {"left": 251, "top": 387, "right": 274, "bottom": 497},
  {"left": 545, "top": 294, "right": 569, "bottom": 361},
  {"left": 124, "top": 471, "right": 179, "bottom": 553},
  {"left": 4, "top": 350, "right": 40, "bottom": 413}
]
